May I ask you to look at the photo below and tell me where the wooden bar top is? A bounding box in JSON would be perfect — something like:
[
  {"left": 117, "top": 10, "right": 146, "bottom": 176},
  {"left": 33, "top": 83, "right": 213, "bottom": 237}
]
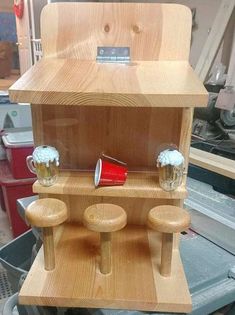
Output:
[
  {"left": 9, "top": 59, "right": 208, "bottom": 107},
  {"left": 33, "top": 170, "right": 187, "bottom": 199}
]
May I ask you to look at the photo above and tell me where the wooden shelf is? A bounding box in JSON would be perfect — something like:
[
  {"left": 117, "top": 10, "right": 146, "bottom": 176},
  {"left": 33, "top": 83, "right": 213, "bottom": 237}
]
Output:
[
  {"left": 33, "top": 171, "right": 187, "bottom": 199},
  {"left": 19, "top": 223, "right": 191, "bottom": 312},
  {"left": 9, "top": 59, "right": 208, "bottom": 107}
]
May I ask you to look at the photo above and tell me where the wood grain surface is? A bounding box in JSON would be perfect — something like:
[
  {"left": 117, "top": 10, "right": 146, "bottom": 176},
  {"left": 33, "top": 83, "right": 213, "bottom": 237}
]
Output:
[
  {"left": 26, "top": 198, "right": 68, "bottom": 227},
  {"left": 100, "top": 232, "right": 112, "bottom": 274},
  {"left": 30, "top": 105, "right": 183, "bottom": 171},
  {"left": 33, "top": 171, "right": 187, "bottom": 199},
  {"left": 9, "top": 59, "right": 208, "bottom": 107},
  {"left": 148, "top": 229, "right": 191, "bottom": 312},
  {"left": 147, "top": 206, "right": 191, "bottom": 233},
  {"left": 38, "top": 193, "right": 181, "bottom": 226},
  {"left": 190, "top": 147, "right": 235, "bottom": 179},
  {"left": 83, "top": 204, "right": 127, "bottom": 233},
  {"left": 19, "top": 223, "right": 191, "bottom": 312},
  {"left": 160, "top": 233, "right": 173, "bottom": 277},
  {"left": 179, "top": 107, "right": 194, "bottom": 185},
  {"left": 43, "top": 227, "right": 55, "bottom": 271},
  {"left": 40, "top": 3, "right": 192, "bottom": 61},
  {"left": 14, "top": 2, "right": 200, "bottom": 311}
]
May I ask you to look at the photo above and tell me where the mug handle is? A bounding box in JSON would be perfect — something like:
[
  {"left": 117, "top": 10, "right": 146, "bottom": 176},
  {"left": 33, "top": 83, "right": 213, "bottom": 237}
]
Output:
[{"left": 26, "top": 156, "right": 37, "bottom": 174}]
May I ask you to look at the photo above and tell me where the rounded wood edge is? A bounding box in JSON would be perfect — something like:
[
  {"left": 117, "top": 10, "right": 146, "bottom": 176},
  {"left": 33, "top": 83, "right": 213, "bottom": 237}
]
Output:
[
  {"left": 147, "top": 205, "right": 190, "bottom": 233},
  {"left": 26, "top": 198, "right": 68, "bottom": 228},
  {"left": 83, "top": 203, "right": 127, "bottom": 233}
]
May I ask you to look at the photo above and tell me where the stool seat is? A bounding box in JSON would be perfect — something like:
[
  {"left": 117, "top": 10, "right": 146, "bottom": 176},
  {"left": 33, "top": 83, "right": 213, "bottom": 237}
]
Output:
[
  {"left": 83, "top": 203, "right": 127, "bottom": 274},
  {"left": 26, "top": 198, "right": 68, "bottom": 227},
  {"left": 83, "top": 203, "right": 127, "bottom": 233},
  {"left": 26, "top": 198, "right": 68, "bottom": 271},
  {"left": 148, "top": 205, "right": 190, "bottom": 233},
  {"left": 148, "top": 205, "right": 190, "bottom": 277}
]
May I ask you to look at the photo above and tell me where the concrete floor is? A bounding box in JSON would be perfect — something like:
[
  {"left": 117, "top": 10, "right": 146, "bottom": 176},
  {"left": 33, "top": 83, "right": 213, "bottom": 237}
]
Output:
[{"left": 0, "top": 208, "right": 13, "bottom": 247}]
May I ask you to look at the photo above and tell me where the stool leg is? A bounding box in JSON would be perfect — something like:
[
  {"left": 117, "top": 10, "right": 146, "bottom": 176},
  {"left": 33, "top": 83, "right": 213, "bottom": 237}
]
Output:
[
  {"left": 100, "top": 232, "right": 111, "bottom": 274},
  {"left": 160, "top": 233, "right": 173, "bottom": 277},
  {"left": 43, "top": 227, "right": 55, "bottom": 271}
]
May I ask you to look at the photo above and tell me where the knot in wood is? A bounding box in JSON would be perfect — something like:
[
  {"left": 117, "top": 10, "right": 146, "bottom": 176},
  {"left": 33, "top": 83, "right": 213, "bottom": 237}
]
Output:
[
  {"left": 104, "top": 24, "right": 110, "bottom": 32},
  {"left": 132, "top": 25, "right": 141, "bottom": 34}
]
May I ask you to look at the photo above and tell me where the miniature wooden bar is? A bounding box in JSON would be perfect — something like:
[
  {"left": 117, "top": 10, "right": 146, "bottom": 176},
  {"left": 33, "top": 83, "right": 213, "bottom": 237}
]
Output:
[{"left": 9, "top": 2, "right": 208, "bottom": 313}]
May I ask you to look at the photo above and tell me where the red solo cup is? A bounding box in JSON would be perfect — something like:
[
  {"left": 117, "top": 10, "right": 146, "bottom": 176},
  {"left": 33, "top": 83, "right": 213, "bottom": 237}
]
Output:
[{"left": 94, "top": 158, "right": 128, "bottom": 187}]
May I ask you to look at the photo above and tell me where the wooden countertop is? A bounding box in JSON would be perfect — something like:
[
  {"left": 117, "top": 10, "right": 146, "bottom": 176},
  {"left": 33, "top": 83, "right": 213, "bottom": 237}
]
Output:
[
  {"left": 33, "top": 170, "right": 187, "bottom": 199},
  {"left": 9, "top": 59, "right": 208, "bottom": 107}
]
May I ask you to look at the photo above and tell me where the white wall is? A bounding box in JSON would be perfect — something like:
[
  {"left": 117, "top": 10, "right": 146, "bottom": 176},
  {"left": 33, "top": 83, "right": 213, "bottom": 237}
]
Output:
[{"left": 0, "top": 0, "right": 14, "bottom": 13}]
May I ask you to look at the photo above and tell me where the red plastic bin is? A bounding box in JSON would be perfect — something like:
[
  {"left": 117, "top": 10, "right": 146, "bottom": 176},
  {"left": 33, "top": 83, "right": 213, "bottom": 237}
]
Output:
[
  {"left": 2, "top": 130, "right": 36, "bottom": 179},
  {"left": 0, "top": 160, "right": 36, "bottom": 237}
]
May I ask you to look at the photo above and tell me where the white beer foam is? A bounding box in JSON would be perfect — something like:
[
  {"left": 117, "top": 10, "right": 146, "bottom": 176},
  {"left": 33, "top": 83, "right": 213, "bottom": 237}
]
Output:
[
  {"left": 157, "top": 149, "right": 184, "bottom": 167},
  {"left": 33, "top": 145, "right": 59, "bottom": 167}
]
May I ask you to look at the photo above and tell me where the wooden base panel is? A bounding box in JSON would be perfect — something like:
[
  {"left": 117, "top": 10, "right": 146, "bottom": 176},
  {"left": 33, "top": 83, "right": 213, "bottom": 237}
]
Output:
[{"left": 19, "top": 224, "right": 191, "bottom": 313}]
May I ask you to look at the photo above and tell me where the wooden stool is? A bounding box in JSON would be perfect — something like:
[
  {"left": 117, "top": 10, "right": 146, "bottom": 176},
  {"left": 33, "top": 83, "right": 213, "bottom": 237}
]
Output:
[
  {"left": 83, "top": 204, "right": 127, "bottom": 275},
  {"left": 26, "top": 198, "right": 68, "bottom": 271},
  {"left": 147, "top": 205, "right": 190, "bottom": 277}
]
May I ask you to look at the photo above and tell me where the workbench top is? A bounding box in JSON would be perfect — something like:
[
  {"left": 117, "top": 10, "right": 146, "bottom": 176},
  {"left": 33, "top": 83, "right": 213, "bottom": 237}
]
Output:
[{"left": 9, "top": 59, "right": 207, "bottom": 107}]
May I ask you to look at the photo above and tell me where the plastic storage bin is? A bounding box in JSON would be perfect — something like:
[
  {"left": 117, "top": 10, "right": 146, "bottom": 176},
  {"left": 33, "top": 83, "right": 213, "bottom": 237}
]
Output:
[
  {"left": 2, "top": 130, "right": 35, "bottom": 179},
  {"left": 0, "top": 230, "right": 36, "bottom": 292},
  {"left": 0, "top": 160, "right": 36, "bottom": 237}
]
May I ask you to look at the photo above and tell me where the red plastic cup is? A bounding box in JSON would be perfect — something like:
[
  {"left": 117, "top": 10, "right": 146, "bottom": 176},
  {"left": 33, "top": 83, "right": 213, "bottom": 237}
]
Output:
[{"left": 94, "top": 158, "right": 128, "bottom": 187}]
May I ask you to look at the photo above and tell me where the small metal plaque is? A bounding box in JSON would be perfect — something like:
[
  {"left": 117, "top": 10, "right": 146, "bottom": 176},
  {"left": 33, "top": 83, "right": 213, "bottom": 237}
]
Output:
[{"left": 96, "top": 47, "right": 130, "bottom": 63}]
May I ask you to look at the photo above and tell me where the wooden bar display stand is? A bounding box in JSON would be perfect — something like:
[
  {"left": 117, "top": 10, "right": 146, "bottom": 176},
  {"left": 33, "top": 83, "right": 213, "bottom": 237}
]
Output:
[{"left": 9, "top": 2, "right": 208, "bottom": 313}]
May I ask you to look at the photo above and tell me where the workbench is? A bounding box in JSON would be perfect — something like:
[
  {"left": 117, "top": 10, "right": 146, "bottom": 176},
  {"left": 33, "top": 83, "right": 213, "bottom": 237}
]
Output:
[{"left": 16, "top": 180, "right": 235, "bottom": 315}]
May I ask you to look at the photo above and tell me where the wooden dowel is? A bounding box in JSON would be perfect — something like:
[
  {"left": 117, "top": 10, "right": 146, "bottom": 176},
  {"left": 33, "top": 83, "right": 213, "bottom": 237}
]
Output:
[
  {"left": 43, "top": 227, "right": 55, "bottom": 271},
  {"left": 160, "top": 233, "right": 173, "bottom": 277},
  {"left": 100, "top": 232, "right": 111, "bottom": 274}
]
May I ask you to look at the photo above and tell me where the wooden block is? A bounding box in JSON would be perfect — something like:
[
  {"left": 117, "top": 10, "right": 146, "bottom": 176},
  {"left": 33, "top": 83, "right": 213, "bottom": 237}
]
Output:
[
  {"left": 190, "top": 147, "right": 235, "bottom": 180},
  {"left": 19, "top": 223, "right": 192, "bottom": 313}
]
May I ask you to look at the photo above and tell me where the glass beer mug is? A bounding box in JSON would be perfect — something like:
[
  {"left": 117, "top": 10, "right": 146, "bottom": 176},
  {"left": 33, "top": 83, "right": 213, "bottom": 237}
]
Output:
[
  {"left": 26, "top": 145, "right": 59, "bottom": 186},
  {"left": 157, "top": 148, "right": 184, "bottom": 191}
]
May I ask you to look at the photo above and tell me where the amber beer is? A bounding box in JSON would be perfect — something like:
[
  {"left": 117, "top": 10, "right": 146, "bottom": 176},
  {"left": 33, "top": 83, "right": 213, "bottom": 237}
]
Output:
[
  {"left": 33, "top": 160, "right": 59, "bottom": 186},
  {"left": 158, "top": 163, "right": 184, "bottom": 191},
  {"left": 26, "top": 145, "right": 59, "bottom": 187}
]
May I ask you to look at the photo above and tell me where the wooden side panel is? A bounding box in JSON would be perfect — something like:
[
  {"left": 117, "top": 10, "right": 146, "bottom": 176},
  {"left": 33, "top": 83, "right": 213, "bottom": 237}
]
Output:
[
  {"left": 31, "top": 105, "right": 182, "bottom": 170},
  {"left": 41, "top": 3, "right": 192, "bottom": 61}
]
